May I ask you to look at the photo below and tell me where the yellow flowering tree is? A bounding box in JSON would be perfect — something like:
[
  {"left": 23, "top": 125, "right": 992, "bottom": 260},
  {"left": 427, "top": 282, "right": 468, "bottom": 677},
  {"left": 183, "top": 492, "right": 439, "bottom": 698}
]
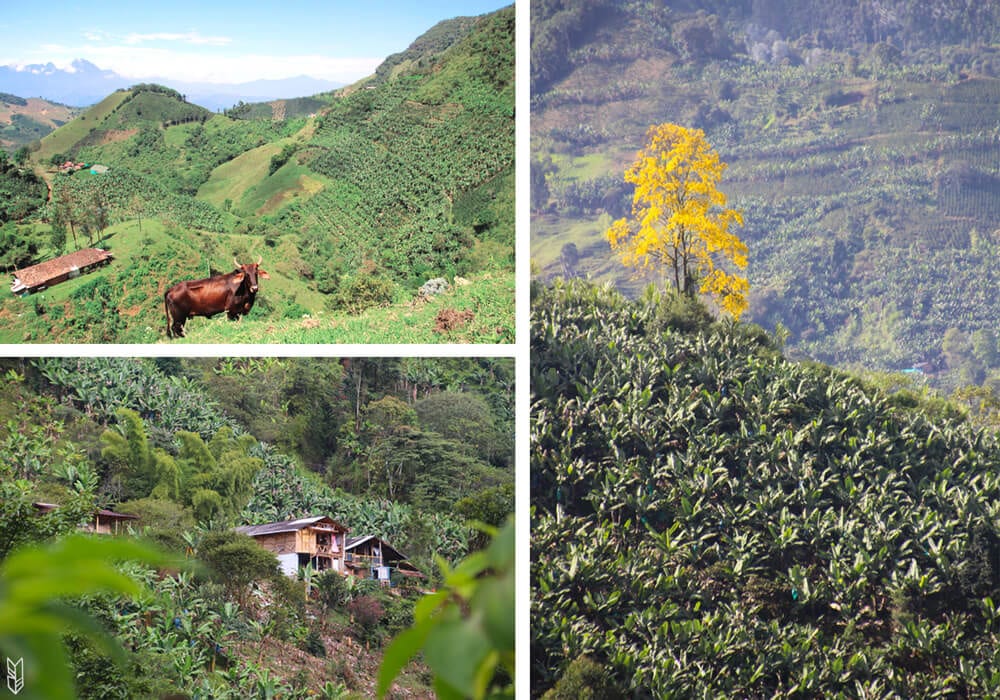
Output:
[{"left": 606, "top": 123, "right": 749, "bottom": 318}]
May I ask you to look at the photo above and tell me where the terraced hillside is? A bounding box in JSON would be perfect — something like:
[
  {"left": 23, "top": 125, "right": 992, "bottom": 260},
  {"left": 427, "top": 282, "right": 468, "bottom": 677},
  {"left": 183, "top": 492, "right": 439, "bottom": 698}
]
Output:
[
  {"left": 0, "top": 93, "right": 78, "bottom": 152},
  {"left": 532, "top": 280, "right": 1000, "bottom": 697},
  {"left": 5, "top": 5, "right": 513, "bottom": 343},
  {"left": 531, "top": 1, "right": 1000, "bottom": 386}
]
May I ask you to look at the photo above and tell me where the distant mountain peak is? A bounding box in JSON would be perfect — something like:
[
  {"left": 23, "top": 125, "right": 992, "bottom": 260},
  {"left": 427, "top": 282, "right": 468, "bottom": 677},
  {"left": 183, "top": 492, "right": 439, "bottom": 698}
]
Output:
[
  {"left": 0, "top": 58, "right": 344, "bottom": 110},
  {"left": 69, "top": 59, "right": 105, "bottom": 73}
]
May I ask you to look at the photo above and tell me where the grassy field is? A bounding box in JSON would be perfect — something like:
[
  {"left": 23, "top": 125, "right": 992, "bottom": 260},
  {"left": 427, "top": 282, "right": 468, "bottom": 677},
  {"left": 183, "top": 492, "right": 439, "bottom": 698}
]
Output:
[
  {"left": 0, "top": 214, "right": 513, "bottom": 344},
  {"left": 162, "top": 270, "right": 515, "bottom": 344},
  {"left": 196, "top": 140, "right": 285, "bottom": 210}
]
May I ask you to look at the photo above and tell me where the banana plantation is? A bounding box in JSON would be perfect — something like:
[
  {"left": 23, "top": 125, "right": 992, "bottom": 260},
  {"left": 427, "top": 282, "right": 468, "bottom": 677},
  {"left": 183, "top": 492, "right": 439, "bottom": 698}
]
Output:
[{"left": 532, "top": 280, "right": 1000, "bottom": 697}]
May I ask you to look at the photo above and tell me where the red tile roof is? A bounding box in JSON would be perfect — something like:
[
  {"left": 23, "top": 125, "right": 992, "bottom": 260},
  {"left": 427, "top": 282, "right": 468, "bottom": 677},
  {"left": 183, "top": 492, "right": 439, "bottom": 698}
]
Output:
[{"left": 12, "top": 248, "right": 113, "bottom": 291}]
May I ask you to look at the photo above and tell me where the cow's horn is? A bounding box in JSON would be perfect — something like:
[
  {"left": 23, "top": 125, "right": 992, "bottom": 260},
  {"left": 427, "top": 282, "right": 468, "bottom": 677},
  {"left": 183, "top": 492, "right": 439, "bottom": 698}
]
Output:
[
  {"left": 233, "top": 257, "right": 240, "bottom": 268},
  {"left": 256, "top": 255, "right": 262, "bottom": 266}
]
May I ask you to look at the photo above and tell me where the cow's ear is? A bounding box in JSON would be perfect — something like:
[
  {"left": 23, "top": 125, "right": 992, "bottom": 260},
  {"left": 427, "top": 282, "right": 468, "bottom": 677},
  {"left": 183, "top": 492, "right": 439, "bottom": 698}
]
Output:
[
  {"left": 233, "top": 272, "right": 245, "bottom": 284},
  {"left": 259, "top": 269, "right": 270, "bottom": 279}
]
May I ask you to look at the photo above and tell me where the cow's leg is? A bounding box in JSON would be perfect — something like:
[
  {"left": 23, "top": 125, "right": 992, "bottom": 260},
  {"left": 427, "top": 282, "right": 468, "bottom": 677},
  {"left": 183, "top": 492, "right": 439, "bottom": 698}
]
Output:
[
  {"left": 172, "top": 314, "right": 186, "bottom": 338},
  {"left": 165, "top": 293, "right": 174, "bottom": 339}
]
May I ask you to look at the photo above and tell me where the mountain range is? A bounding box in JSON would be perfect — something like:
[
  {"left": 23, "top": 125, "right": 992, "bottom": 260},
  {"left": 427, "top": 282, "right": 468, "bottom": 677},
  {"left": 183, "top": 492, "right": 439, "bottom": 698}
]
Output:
[{"left": 0, "top": 59, "right": 342, "bottom": 111}]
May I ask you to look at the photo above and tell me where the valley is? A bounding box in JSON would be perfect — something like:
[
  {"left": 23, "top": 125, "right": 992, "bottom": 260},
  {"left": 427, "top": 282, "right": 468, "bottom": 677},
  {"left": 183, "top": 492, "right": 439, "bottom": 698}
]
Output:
[{"left": 531, "top": 0, "right": 1000, "bottom": 391}]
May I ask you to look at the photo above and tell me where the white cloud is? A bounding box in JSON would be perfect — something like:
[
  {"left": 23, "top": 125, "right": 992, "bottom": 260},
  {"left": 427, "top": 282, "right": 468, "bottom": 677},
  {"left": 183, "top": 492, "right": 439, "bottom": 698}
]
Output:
[
  {"left": 123, "top": 31, "right": 232, "bottom": 47},
  {"left": 72, "top": 45, "right": 380, "bottom": 84},
  {"left": 3, "top": 35, "right": 380, "bottom": 84}
]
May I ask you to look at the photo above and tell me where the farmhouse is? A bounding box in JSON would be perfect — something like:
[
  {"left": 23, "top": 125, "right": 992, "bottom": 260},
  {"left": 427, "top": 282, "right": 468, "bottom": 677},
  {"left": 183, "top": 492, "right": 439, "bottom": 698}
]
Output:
[
  {"left": 58, "top": 161, "right": 87, "bottom": 174},
  {"left": 33, "top": 502, "right": 139, "bottom": 535},
  {"left": 345, "top": 534, "right": 423, "bottom": 585},
  {"left": 236, "top": 516, "right": 424, "bottom": 584},
  {"left": 10, "top": 248, "right": 114, "bottom": 295},
  {"left": 236, "top": 515, "right": 349, "bottom": 577}
]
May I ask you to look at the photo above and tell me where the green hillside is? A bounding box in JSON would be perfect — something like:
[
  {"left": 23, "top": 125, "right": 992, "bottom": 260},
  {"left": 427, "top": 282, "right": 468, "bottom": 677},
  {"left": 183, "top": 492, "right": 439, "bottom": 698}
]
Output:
[
  {"left": 531, "top": 1, "right": 1000, "bottom": 387},
  {"left": 0, "top": 217, "right": 513, "bottom": 344},
  {"left": 532, "top": 280, "right": 1000, "bottom": 697},
  {"left": 7, "top": 5, "right": 514, "bottom": 343},
  {"left": 0, "top": 94, "right": 78, "bottom": 152},
  {"left": 35, "top": 89, "right": 132, "bottom": 164},
  {"left": 0, "top": 355, "right": 513, "bottom": 697}
]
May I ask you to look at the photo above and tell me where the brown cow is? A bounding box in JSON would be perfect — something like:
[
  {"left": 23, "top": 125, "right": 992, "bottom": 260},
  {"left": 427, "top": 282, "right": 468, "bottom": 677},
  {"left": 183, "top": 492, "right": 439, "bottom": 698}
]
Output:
[{"left": 164, "top": 257, "right": 269, "bottom": 338}]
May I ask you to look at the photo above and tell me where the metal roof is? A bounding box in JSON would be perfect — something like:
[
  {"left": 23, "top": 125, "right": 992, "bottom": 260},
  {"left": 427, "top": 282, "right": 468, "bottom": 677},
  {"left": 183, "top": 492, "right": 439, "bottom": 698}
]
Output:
[
  {"left": 236, "top": 515, "right": 348, "bottom": 537},
  {"left": 345, "top": 534, "right": 408, "bottom": 561}
]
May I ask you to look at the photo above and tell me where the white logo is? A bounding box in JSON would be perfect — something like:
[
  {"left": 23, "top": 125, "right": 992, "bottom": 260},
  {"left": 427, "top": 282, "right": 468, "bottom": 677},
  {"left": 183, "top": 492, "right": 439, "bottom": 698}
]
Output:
[{"left": 5, "top": 657, "right": 23, "bottom": 696}]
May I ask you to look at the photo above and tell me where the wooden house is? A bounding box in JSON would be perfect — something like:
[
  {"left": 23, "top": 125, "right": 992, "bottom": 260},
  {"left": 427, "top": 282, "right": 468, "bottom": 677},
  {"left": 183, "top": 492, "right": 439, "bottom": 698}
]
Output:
[
  {"left": 86, "top": 508, "right": 139, "bottom": 535},
  {"left": 344, "top": 535, "right": 423, "bottom": 585},
  {"left": 32, "top": 502, "right": 138, "bottom": 534},
  {"left": 236, "top": 515, "right": 349, "bottom": 577},
  {"left": 11, "top": 248, "right": 114, "bottom": 295}
]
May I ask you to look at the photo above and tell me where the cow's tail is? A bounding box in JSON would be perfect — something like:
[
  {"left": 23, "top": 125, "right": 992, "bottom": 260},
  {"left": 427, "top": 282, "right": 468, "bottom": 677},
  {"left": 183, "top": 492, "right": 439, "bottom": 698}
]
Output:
[{"left": 164, "top": 291, "right": 173, "bottom": 339}]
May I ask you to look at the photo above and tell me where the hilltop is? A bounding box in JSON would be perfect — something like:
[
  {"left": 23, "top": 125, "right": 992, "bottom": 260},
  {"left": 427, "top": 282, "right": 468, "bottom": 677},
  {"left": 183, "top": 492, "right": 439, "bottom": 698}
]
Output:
[
  {"left": 531, "top": 1, "right": 1000, "bottom": 388},
  {"left": 532, "top": 279, "right": 1000, "bottom": 697},
  {"left": 3, "top": 5, "right": 514, "bottom": 343}
]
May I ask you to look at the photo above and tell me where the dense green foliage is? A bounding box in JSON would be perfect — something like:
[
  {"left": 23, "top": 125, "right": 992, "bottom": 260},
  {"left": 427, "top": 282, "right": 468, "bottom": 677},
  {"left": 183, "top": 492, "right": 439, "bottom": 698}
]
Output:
[
  {"left": 51, "top": 167, "right": 231, "bottom": 234},
  {"left": 532, "top": 280, "right": 1000, "bottom": 697},
  {"left": 0, "top": 354, "right": 512, "bottom": 697},
  {"left": 0, "top": 151, "right": 46, "bottom": 223},
  {"left": 379, "top": 517, "right": 515, "bottom": 699},
  {"left": 531, "top": 0, "right": 1000, "bottom": 388},
  {"left": 7, "top": 356, "right": 513, "bottom": 573},
  {"left": 374, "top": 15, "right": 481, "bottom": 83},
  {"left": 0, "top": 534, "right": 177, "bottom": 700},
  {"left": 278, "top": 6, "right": 514, "bottom": 289},
  {"left": 532, "top": 0, "right": 1000, "bottom": 93}
]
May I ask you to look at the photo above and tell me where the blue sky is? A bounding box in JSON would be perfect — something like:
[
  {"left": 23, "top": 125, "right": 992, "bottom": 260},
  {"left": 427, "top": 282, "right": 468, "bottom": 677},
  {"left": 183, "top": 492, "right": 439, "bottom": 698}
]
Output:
[{"left": 0, "top": 1, "right": 512, "bottom": 84}]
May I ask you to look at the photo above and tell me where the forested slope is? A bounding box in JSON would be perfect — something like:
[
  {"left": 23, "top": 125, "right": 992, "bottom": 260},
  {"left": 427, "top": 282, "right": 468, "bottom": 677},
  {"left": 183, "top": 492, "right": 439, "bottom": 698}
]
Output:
[
  {"left": 0, "top": 356, "right": 513, "bottom": 697},
  {"left": 531, "top": 0, "right": 1000, "bottom": 387},
  {"left": 532, "top": 280, "right": 1000, "bottom": 697}
]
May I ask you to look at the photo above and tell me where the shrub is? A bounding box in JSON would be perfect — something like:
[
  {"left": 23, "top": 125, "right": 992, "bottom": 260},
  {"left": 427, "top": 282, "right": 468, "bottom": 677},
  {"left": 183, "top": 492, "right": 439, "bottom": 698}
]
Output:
[
  {"left": 197, "top": 531, "right": 279, "bottom": 606},
  {"left": 542, "top": 655, "right": 622, "bottom": 700},
  {"left": 346, "top": 594, "right": 384, "bottom": 644},
  {"left": 282, "top": 301, "right": 311, "bottom": 319},
  {"left": 316, "top": 569, "right": 350, "bottom": 609},
  {"left": 327, "top": 274, "right": 396, "bottom": 315},
  {"left": 300, "top": 628, "right": 327, "bottom": 658}
]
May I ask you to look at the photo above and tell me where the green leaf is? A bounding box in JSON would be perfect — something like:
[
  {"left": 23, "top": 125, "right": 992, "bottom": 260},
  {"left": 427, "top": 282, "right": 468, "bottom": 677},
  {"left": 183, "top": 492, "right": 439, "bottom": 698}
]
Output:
[
  {"left": 476, "top": 575, "right": 515, "bottom": 652},
  {"left": 424, "top": 616, "right": 493, "bottom": 697}
]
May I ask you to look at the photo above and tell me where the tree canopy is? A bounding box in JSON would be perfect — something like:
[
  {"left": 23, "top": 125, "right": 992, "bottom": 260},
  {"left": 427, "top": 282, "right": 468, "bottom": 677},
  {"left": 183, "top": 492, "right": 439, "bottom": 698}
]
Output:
[{"left": 606, "top": 123, "right": 749, "bottom": 318}]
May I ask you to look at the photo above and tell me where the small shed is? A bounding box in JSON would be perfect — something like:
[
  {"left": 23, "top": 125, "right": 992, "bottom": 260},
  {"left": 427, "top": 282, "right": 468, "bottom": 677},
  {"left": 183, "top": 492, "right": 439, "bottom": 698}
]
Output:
[
  {"left": 86, "top": 508, "right": 139, "bottom": 535},
  {"left": 345, "top": 535, "right": 423, "bottom": 584},
  {"left": 32, "top": 502, "right": 138, "bottom": 535},
  {"left": 11, "top": 248, "right": 114, "bottom": 295},
  {"left": 236, "top": 515, "right": 349, "bottom": 577}
]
